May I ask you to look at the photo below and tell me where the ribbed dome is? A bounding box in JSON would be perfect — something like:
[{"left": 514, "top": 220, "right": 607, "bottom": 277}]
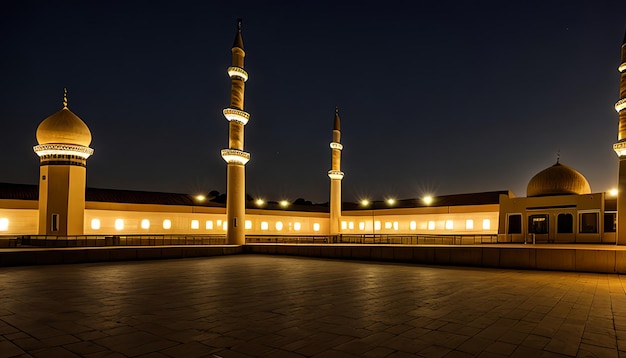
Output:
[
  {"left": 36, "top": 107, "right": 92, "bottom": 147},
  {"left": 526, "top": 161, "right": 591, "bottom": 197}
]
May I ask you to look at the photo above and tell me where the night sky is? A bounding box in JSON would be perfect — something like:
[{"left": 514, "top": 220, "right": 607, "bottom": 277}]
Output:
[{"left": 1, "top": 1, "right": 624, "bottom": 204}]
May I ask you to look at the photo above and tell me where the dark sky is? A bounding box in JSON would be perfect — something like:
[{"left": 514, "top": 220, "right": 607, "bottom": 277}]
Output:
[{"left": 1, "top": 1, "right": 624, "bottom": 204}]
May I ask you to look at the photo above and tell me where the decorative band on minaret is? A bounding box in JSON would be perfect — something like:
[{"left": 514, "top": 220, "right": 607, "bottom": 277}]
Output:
[
  {"left": 328, "top": 107, "right": 343, "bottom": 236},
  {"left": 221, "top": 19, "right": 249, "bottom": 245},
  {"left": 613, "top": 29, "right": 626, "bottom": 245}
]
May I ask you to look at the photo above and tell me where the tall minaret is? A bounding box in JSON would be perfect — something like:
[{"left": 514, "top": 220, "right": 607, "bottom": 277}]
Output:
[
  {"left": 614, "top": 30, "right": 626, "bottom": 245},
  {"left": 328, "top": 107, "right": 344, "bottom": 236},
  {"left": 33, "top": 89, "right": 94, "bottom": 236},
  {"left": 221, "top": 19, "right": 250, "bottom": 245}
]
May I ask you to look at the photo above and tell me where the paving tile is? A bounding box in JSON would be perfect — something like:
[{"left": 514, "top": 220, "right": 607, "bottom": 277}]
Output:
[{"left": 1, "top": 255, "right": 626, "bottom": 357}]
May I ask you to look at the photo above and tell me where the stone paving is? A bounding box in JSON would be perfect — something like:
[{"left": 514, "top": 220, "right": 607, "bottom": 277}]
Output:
[{"left": 1, "top": 255, "right": 626, "bottom": 357}]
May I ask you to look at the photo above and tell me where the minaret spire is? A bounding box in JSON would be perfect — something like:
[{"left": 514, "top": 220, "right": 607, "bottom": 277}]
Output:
[
  {"left": 221, "top": 19, "right": 250, "bottom": 245},
  {"left": 613, "top": 28, "right": 626, "bottom": 244},
  {"left": 63, "top": 88, "right": 68, "bottom": 109},
  {"left": 328, "top": 107, "right": 344, "bottom": 237}
]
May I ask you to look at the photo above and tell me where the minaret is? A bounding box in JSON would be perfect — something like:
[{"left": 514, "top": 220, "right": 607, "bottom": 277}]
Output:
[
  {"left": 614, "top": 30, "right": 626, "bottom": 245},
  {"left": 221, "top": 19, "right": 250, "bottom": 245},
  {"left": 328, "top": 107, "right": 344, "bottom": 236},
  {"left": 33, "top": 89, "right": 94, "bottom": 235}
]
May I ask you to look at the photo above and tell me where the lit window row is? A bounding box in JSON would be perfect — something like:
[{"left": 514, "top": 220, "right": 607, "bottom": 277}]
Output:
[
  {"left": 89, "top": 218, "right": 321, "bottom": 232},
  {"left": 0, "top": 218, "right": 8, "bottom": 231},
  {"left": 340, "top": 219, "right": 491, "bottom": 231}
]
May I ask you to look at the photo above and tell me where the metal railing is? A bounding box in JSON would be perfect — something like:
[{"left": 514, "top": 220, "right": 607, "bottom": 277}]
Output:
[
  {"left": 4, "top": 235, "right": 227, "bottom": 248},
  {"left": 246, "top": 234, "right": 499, "bottom": 245}
]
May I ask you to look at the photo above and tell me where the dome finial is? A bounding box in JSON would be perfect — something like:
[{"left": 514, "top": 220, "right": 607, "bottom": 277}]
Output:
[
  {"left": 63, "top": 88, "right": 68, "bottom": 109},
  {"left": 557, "top": 150, "right": 560, "bottom": 164}
]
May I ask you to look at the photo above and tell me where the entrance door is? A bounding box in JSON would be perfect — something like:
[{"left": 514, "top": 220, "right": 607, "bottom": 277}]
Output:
[{"left": 528, "top": 214, "right": 549, "bottom": 243}]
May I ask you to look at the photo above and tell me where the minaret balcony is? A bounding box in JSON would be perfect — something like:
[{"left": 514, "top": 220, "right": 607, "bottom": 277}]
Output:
[
  {"left": 223, "top": 108, "right": 250, "bottom": 125},
  {"left": 227, "top": 66, "right": 249, "bottom": 82},
  {"left": 328, "top": 170, "right": 344, "bottom": 180},
  {"left": 619, "top": 62, "right": 626, "bottom": 73},
  {"left": 616, "top": 98, "right": 626, "bottom": 113},
  {"left": 33, "top": 143, "right": 94, "bottom": 159},
  {"left": 330, "top": 142, "right": 343, "bottom": 150},
  {"left": 614, "top": 141, "right": 626, "bottom": 157},
  {"left": 221, "top": 148, "right": 250, "bottom": 165}
]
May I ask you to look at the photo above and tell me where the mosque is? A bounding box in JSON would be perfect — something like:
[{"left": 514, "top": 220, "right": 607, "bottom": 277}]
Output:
[{"left": 0, "top": 23, "right": 625, "bottom": 247}]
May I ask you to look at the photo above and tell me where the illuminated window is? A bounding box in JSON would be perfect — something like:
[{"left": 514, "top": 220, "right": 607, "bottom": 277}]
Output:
[
  {"left": 276, "top": 222, "right": 283, "bottom": 231},
  {"left": 384, "top": 222, "right": 392, "bottom": 229},
  {"left": 163, "top": 220, "right": 172, "bottom": 230},
  {"left": 313, "top": 223, "right": 320, "bottom": 232},
  {"left": 206, "top": 220, "right": 213, "bottom": 230},
  {"left": 348, "top": 222, "right": 354, "bottom": 230},
  {"left": 465, "top": 219, "right": 474, "bottom": 230},
  {"left": 222, "top": 221, "right": 227, "bottom": 231},
  {"left": 191, "top": 220, "right": 199, "bottom": 229},
  {"left": 261, "top": 221, "right": 269, "bottom": 231},
  {"left": 409, "top": 221, "right": 417, "bottom": 230},
  {"left": 341, "top": 221, "right": 347, "bottom": 230},
  {"left": 445, "top": 220, "right": 453, "bottom": 230},
  {"left": 245, "top": 220, "right": 252, "bottom": 229},
  {"left": 90, "top": 218, "right": 100, "bottom": 230},
  {"left": 393, "top": 222, "right": 399, "bottom": 231},
  {"left": 374, "top": 221, "right": 381, "bottom": 230},
  {"left": 428, "top": 221, "right": 435, "bottom": 230},
  {"left": 529, "top": 215, "right": 548, "bottom": 234},
  {"left": 141, "top": 219, "right": 150, "bottom": 229},
  {"left": 294, "top": 222, "right": 301, "bottom": 231},
  {"left": 217, "top": 219, "right": 222, "bottom": 227},
  {"left": 482, "top": 219, "right": 490, "bottom": 230},
  {"left": 115, "top": 219, "right": 124, "bottom": 231},
  {"left": 359, "top": 222, "right": 366, "bottom": 230}
]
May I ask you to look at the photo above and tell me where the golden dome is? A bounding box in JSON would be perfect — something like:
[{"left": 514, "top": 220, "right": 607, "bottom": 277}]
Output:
[
  {"left": 36, "top": 106, "right": 92, "bottom": 147},
  {"left": 526, "top": 161, "right": 591, "bottom": 197}
]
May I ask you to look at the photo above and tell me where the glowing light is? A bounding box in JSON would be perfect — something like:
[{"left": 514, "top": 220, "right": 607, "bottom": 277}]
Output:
[
  {"left": 341, "top": 221, "right": 347, "bottom": 230},
  {"left": 609, "top": 188, "right": 618, "bottom": 197},
  {"left": 360, "top": 199, "right": 370, "bottom": 207},
  {"left": 276, "top": 222, "right": 283, "bottom": 231},
  {"left": 329, "top": 142, "right": 343, "bottom": 150},
  {"left": 393, "top": 222, "right": 399, "bottom": 231},
  {"left": 294, "top": 222, "right": 301, "bottom": 231},
  {"left": 423, "top": 196, "right": 433, "bottom": 205},
  {"left": 163, "top": 220, "right": 172, "bottom": 229},
  {"left": 223, "top": 108, "right": 250, "bottom": 125},
  {"left": 348, "top": 222, "right": 354, "bottom": 230},
  {"left": 245, "top": 220, "right": 252, "bottom": 229},
  {"left": 114, "top": 219, "right": 124, "bottom": 231},
  {"left": 279, "top": 200, "right": 289, "bottom": 208},
  {"left": 620, "top": 62, "right": 626, "bottom": 73},
  {"left": 428, "top": 221, "right": 435, "bottom": 230},
  {"left": 313, "top": 223, "right": 320, "bottom": 232},
  {"left": 614, "top": 141, "right": 626, "bottom": 157},
  {"left": 374, "top": 221, "right": 381, "bottom": 230},
  {"left": 261, "top": 222, "right": 269, "bottom": 231},
  {"left": 227, "top": 66, "right": 249, "bottom": 81},
  {"left": 409, "top": 221, "right": 417, "bottom": 230},
  {"left": 222, "top": 221, "right": 227, "bottom": 231},
  {"left": 90, "top": 218, "right": 100, "bottom": 230},
  {"left": 255, "top": 199, "right": 265, "bottom": 206},
  {"left": 384, "top": 222, "right": 392, "bottom": 229},
  {"left": 191, "top": 220, "right": 199, "bottom": 229},
  {"left": 616, "top": 98, "right": 626, "bottom": 112},
  {"left": 221, "top": 149, "right": 250, "bottom": 165},
  {"left": 386, "top": 198, "right": 396, "bottom": 205},
  {"left": 359, "top": 222, "right": 366, "bottom": 230},
  {"left": 141, "top": 219, "right": 150, "bottom": 229},
  {"left": 445, "top": 220, "right": 453, "bottom": 230},
  {"left": 195, "top": 195, "right": 206, "bottom": 202},
  {"left": 0, "top": 218, "right": 8, "bottom": 231},
  {"left": 482, "top": 219, "right": 491, "bottom": 230},
  {"left": 205, "top": 220, "right": 213, "bottom": 230},
  {"left": 217, "top": 220, "right": 222, "bottom": 226},
  {"left": 466, "top": 219, "right": 474, "bottom": 230},
  {"left": 33, "top": 144, "right": 94, "bottom": 159},
  {"left": 327, "top": 170, "right": 344, "bottom": 180}
]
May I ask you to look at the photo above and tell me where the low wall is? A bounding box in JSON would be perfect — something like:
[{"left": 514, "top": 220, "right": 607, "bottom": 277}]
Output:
[
  {"left": 244, "top": 244, "right": 626, "bottom": 274},
  {"left": 0, "top": 245, "right": 242, "bottom": 266}
]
